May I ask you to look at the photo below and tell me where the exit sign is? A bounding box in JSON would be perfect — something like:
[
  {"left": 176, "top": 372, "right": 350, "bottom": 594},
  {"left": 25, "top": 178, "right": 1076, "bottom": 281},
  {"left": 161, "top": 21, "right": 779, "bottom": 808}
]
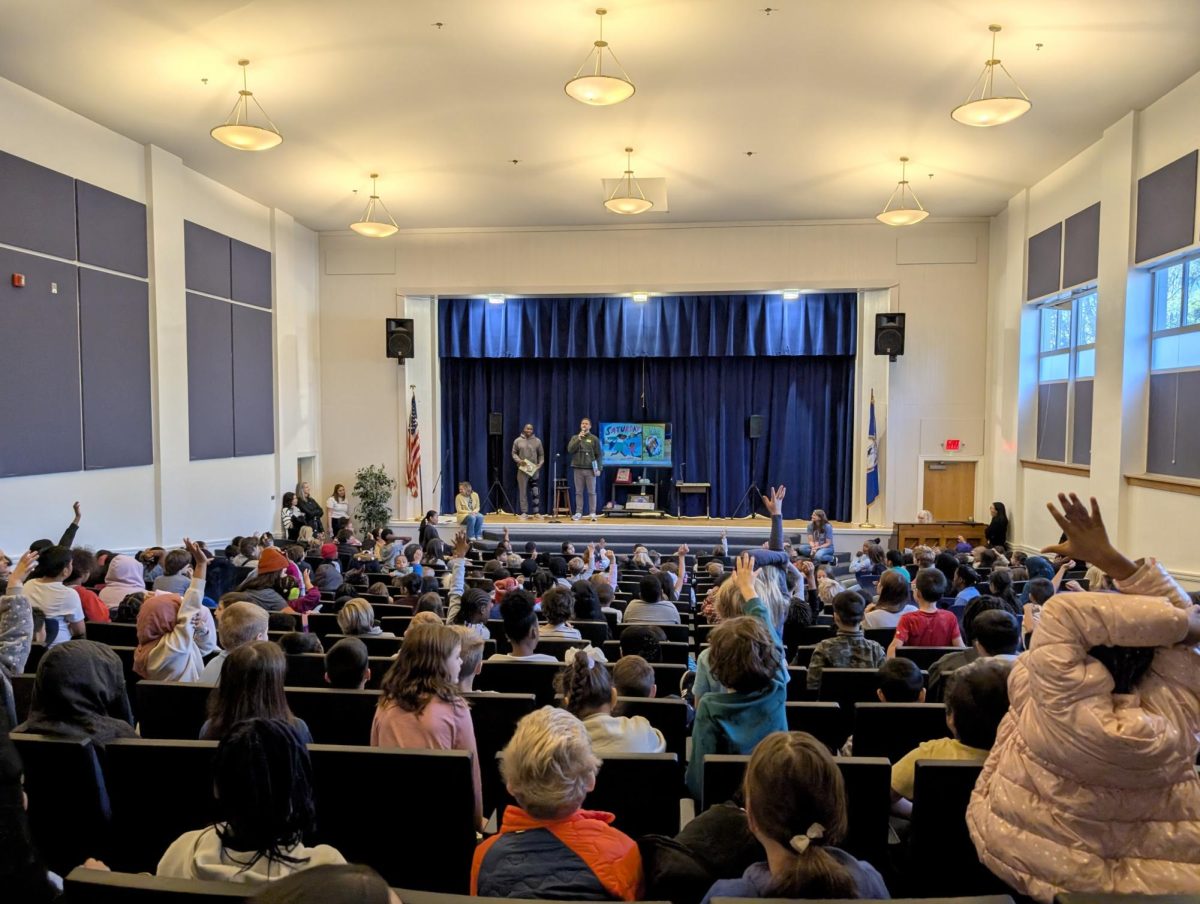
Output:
[{"left": 944, "top": 438, "right": 962, "bottom": 451}]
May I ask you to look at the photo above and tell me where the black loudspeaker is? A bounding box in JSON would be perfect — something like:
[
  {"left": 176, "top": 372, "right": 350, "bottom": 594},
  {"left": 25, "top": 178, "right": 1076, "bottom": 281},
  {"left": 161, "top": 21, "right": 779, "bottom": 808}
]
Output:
[
  {"left": 488, "top": 412, "right": 504, "bottom": 437},
  {"left": 747, "top": 415, "right": 764, "bottom": 439},
  {"left": 874, "top": 313, "right": 906, "bottom": 360},
  {"left": 385, "top": 318, "right": 414, "bottom": 360}
]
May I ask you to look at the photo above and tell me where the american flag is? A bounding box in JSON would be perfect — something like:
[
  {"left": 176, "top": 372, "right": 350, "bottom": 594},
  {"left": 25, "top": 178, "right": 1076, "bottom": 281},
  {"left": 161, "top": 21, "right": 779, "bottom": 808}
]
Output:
[{"left": 405, "top": 391, "right": 421, "bottom": 498}]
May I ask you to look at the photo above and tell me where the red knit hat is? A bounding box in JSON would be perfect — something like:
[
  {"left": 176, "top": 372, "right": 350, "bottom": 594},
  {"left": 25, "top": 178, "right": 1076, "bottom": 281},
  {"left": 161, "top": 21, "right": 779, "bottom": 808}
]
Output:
[
  {"left": 258, "top": 547, "right": 289, "bottom": 574},
  {"left": 320, "top": 542, "right": 338, "bottom": 560}
]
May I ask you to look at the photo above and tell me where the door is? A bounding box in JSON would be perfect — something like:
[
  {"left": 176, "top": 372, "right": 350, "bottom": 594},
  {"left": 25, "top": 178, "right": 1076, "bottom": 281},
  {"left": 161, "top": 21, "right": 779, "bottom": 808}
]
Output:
[{"left": 922, "top": 461, "right": 975, "bottom": 521}]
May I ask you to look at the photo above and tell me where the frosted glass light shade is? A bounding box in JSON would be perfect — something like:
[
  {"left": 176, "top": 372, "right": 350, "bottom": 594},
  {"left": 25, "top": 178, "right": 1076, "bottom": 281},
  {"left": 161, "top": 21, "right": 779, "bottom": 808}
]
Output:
[
  {"left": 951, "top": 96, "right": 1031, "bottom": 127},
  {"left": 565, "top": 74, "right": 635, "bottom": 106}
]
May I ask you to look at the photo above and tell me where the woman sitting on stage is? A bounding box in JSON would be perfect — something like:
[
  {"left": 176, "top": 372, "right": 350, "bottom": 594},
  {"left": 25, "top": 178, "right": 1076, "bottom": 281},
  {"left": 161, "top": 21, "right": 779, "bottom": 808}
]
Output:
[
  {"left": 456, "top": 482, "right": 484, "bottom": 541},
  {"left": 799, "top": 510, "right": 836, "bottom": 564}
]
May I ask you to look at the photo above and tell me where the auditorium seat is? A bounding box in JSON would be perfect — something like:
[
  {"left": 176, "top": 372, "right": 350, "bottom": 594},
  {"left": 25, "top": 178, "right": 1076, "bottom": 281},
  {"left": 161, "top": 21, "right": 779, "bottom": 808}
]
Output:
[
  {"left": 25, "top": 642, "right": 48, "bottom": 673},
  {"left": 852, "top": 703, "right": 949, "bottom": 762},
  {"left": 786, "top": 665, "right": 811, "bottom": 701},
  {"left": 603, "top": 639, "right": 690, "bottom": 664},
  {"left": 909, "top": 760, "right": 1013, "bottom": 896},
  {"left": 785, "top": 701, "right": 848, "bottom": 753},
  {"left": 285, "top": 652, "right": 393, "bottom": 689},
  {"left": 897, "top": 647, "right": 963, "bottom": 670},
  {"left": 865, "top": 627, "right": 896, "bottom": 648},
  {"left": 535, "top": 637, "right": 591, "bottom": 659},
  {"left": 794, "top": 625, "right": 836, "bottom": 646},
  {"left": 11, "top": 671, "right": 34, "bottom": 722},
  {"left": 285, "top": 686, "right": 382, "bottom": 745},
  {"left": 791, "top": 645, "right": 816, "bottom": 666},
  {"left": 84, "top": 620, "right": 139, "bottom": 646},
  {"left": 498, "top": 751, "right": 683, "bottom": 838},
  {"left": 323, "top": 632, "right": 402, "bottom": 656},
  {"left": 12, "top": 733, "right": 112, "bottom": 876},
  {"left": 307, "top": 612, "right": 347, "bottom": 635},
  {"left": 614, "top": 696, "right": 690, "bottom": 760},
  {"left": 476, "top": 660, "right": 563, "bottom": 704},
  {"left": 700, "top": 754, "right": 891, "bottom": 866},
  {"left": 135, "top": 681, "right": 212, "bottom": 739},
  {"left": 462, "top": 691, "right": 538, "bottom": 816},
  {"left": 102, "top": 739, "right": 477, "bottom": 891},
  {"left": 573, "top": 619, "right": 611, "bottom": 645},
  {"left": 613, "top": 622, "right": 689, "bottom": 644},
  {"left": 379, "top": 615, "right": 415, "bottom": 637},
  {"left": 818, "top": 667, "right": 886, "bottom": 710}
]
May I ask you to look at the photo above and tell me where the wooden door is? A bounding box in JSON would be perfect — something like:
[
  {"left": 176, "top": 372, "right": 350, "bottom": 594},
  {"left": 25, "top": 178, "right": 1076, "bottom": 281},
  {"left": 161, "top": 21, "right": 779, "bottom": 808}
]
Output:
[{"left": 922, "top": 461, "right": 975, "bottom": 521}]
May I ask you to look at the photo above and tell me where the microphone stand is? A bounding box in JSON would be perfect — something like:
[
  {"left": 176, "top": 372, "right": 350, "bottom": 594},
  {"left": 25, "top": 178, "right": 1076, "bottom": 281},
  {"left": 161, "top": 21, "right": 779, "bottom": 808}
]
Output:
[{"left": 548, "top": 453, "right": 563, "bottom": 523}]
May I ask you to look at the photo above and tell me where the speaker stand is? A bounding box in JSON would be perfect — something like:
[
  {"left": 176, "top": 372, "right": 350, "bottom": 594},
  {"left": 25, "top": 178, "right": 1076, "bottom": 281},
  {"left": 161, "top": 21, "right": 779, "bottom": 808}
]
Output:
[
  {"left": 486, "top": 479, "right": 514, "bottom": 515},
  {"left": 731, "top": 434, "right": 762, "bottom": 519}
]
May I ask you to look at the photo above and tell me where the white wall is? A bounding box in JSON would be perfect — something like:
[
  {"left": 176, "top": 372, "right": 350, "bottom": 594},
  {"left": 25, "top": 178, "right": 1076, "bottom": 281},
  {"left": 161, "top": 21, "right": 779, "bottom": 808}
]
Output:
[
  {"left": 985, "top": 69, "right": 1200, "bottom": 585},
  {"left": 319, "top": 219, "right": 991, "bottom": 526},
  {"left": 0, "top": 76, "right": 320, "bottom": 553}
]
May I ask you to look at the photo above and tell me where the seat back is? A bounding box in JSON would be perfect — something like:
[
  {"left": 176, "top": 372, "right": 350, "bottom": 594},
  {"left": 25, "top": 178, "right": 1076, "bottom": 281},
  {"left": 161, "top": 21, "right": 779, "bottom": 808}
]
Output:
[
  {"left": 463, "top": 691, "right": 538, "bottom": 817},
  {"left": 12, "top": 733, "right": 111, "bottom": 875},
  {"left": 284, "top": 653, "right": 393, "bottom": 689},
  {"left": 135, "top": 681, "right": 212, "bottom": 739},
  {"left": 864, "top": 627, "right": 896, "bottom": 648},
  {"left": 379, "top": 616, "right": 415, "bottom": 637},
  {"left": 324, "top": 632, "right": 402, "bottom": 656},
  {"left": 910, "top": 760, "right": 1009, "bottom": 896},
  {"left": 701, "top": 754, "right": 890, "bottom": 866},
  {"left": 573, "top": 620, "right": 611, "bottom": 645},
  {"left": 897, "top": 646, "right": 964, "bottom": 670},
  {"left": 785, "top": 666, "right": 810, "bottom": 701},
  {"left": 603, "top": 639, "right": 690, "bottom": 664},
  {"left": 85, "top": 621, "right": 140, "bottom": 646},
  {"left": 285, "top": 686, "right": 382, "bottom": 745},
  {"left": 818, "top": 668, "right": 883, "bottom": 710},
  {"left": 784, "top": 702, "right": 848, "bottom": 753},
  {"left": 499, "top": 751, "right": 683, "bottom": 839},
  {"left": 476, "top": 660, "right": 563, "bottom": 705},
  {"left": 534, "top": 638, "right": 590, "bottom": 659},
  {"left": 615, "top": 696, "right": 690, "bottom": 760},
  {"left": 11, "top": 671, "right": 34, "bottom": 722},
  {"left": 852, "top": 703, "right": 949, "bottom": 762},
  {"left": 63, "top": 867, "right": 251, "bottom": 902},
  {"left": 615, "top": 622, "right": 689, "bottom": 644}
]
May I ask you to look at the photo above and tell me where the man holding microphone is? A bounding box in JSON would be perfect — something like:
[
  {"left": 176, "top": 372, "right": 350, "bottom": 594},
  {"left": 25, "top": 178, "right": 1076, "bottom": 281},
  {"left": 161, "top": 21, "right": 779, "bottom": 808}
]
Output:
[{"left": 567, "top": 417, "right": 603, "bottom": 521}]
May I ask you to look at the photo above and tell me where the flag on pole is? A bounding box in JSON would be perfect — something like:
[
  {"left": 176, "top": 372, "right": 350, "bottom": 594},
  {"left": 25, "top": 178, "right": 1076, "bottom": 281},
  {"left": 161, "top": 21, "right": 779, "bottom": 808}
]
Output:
[
  {"left": 866, "top": 390, "right": 879, "bottom": 506},
  {"left": 405, "top": 391, "right": 421, "bottom": 498}
]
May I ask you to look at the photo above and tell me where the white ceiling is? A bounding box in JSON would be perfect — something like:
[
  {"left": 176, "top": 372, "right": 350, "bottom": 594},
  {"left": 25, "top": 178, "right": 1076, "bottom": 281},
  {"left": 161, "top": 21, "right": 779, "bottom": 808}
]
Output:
[{"left": 1, "top": 0, "right": 1198, "bottom": 232}]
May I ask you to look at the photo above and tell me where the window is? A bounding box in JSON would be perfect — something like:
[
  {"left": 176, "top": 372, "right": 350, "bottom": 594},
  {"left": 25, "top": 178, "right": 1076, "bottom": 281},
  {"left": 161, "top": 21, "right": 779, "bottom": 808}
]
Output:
[
  {"left": 1147, "top": 255, "right": 1200, "bottom": 477},
  {"left": 1036, "top": 290, "right": 1096, "bottom": 465}
]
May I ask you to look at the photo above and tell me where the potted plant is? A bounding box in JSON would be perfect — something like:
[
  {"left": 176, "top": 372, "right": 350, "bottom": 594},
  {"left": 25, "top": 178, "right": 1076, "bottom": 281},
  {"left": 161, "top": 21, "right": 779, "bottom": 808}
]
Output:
[{"left": 353, "top": 464, "right": 396, "bottom": 533}]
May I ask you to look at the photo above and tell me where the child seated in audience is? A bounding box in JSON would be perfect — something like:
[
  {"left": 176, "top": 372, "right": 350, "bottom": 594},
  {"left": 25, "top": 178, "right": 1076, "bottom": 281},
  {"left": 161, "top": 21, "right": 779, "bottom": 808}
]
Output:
[
  {"left": 410, "top": 610, "right": 442, "bottom": 628},
  {"left": 1021, "top": 576, "right": 1055, "bottom": 644},
  {"left": 66, "top": 548, "right": 109, "bottom": 623},
  {"left": 336, "top": 599, "right": 393, "bottom": 637},
  {"left": 450, "top": 587, "right": 491, "bottom": 640},
  {"left": 968, "top": 493, "right": 1200, "bottom": 902},
  {"left": 862, "top": 570, "right": 915, "bottom": 629},
  {"left": 324, "top": 636, "right": 370, "bottom": 689},
  {"left": 699, "top": 731, "right": 888, "bottom": 904},
  {"left": 415, "top": 591, "right": 444, "bottom": 618},
  {"left": 23, "top": 545, "right": 86, "bottom": 647},
  {"left": 926, "top": 607, "right": 1020, "bottom": 702},
  {"left": 450, "top": 625, "right": 486, "bottom": 692},
  {"left": 0, "top": 550, "right": 38, "bottom": 675},
  {"left": 277, "top": 631, "right": 323, "bottom": 655},
  {"left": 134, "top": 539, "right": 216, "bottom": 681},
  {"left": 370, "top": 623, "right": 483, "bottom": 829},
  {"left": 887, "top": 568, "right": 963, "bottom": 656},
  {"left": 619, "top": 625, "right": 666, "bottom": 662},
  {"left": 890, "top": 657, "right": 1012, "bottom": 816},
  {"left": 472, "top": 706, "right": 644, "bottom": 900},
  {"left": 951, "top": 563, "right": 981, "bottom": 607},
  {"left": 157, "top": 718, "right": 345, "bottom": 883},
  {"left": 613, "top": 655, "right": 656, "bottom": 698},
  {"left": 805, "top": 591, "right": 887, "bottom": 689},
  {"left": 201, "top": 641, "right": 312, "bottom": 743},
  {"left": 199, "top": 600, "right": 270, "bottom": 683},
  {"left": 624, "top": 575, "right": 682, "bottom": 625},
  {"left": 16, "top": 640, "right": 135, "bottom": 746},
  {"left": 686, "top": 554, "right": 787, "bottom": 800},
  {"left": 152, "top": 548, "right": 193, "bottom": 595},
  {"left": 558, "top": 646, "right": 666, "bottom": 755},
  {"left": 840, "top": 654, "right": 928, "bottom": 755},
  {"left": 539, "top": 585, "right": 583, "bottom": 640},
  {"left": 488, "top": 591, "right": 557, "bottom": 662}
]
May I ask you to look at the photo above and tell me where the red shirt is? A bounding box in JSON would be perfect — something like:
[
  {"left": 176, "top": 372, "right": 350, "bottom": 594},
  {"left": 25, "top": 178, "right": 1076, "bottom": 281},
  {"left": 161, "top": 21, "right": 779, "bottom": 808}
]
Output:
[
  {"left": 895, "top": 608, "right": 960, "bottom": 647},
  {"left": 72, "top": 585, "right": 110, "bottom": 623}
]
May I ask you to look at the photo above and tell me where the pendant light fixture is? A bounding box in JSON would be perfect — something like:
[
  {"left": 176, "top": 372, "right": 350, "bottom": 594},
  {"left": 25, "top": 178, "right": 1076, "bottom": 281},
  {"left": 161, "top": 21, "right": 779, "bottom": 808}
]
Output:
[
  {"left": 349, "top": 174, "right": 399, "bottom": 238},
  {"left": 565, "top": 8, "right": 635, "bottom": 106},
  {"left": 604, "top": 148, "right": 653, "bottom": 214},
  {"left": 951, "top": 25, "right": 1032, "bottom": 127},
  {"left": 210, "top": 60, "right": 283, "bottom": 151},
  {"left": 876, "top": 157, "right": 929, "bottom": 226}
]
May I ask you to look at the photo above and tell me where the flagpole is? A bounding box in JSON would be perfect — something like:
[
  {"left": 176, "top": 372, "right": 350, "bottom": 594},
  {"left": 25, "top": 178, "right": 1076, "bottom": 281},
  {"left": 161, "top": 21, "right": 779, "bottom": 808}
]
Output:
[{"left": 860, "top": 389, "right": 879, "bottom": 529}]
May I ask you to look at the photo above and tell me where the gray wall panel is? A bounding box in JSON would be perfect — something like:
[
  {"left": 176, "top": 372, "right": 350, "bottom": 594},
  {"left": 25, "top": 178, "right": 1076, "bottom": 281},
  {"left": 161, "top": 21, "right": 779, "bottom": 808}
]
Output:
[
  {"left": 0, "top": 248, "right": 82, "bottom": 476},
  {"left": 1135, "top": 151, "right": 1198, "bottom": 263},
  {"left": 1147, "top": 370, "right": 1200, "bottom": 478},
  {"left": 1026, "top": 223, "right": 1062, "bottom": 301},
  {"left": 231, "top": 306, "right": 275, "bottom": 456},
  {"left": 186, "top": 292, "right": 235, "bottom": 461},
  {"left": 1071, "top": 380, "right": 1093, "bottom": 467},
  {"left": 79, "top": 270, "right": 152, "bottom": 469},
  {"left": 0, "top": 149, "right": 77, "bottom": 259},
  {"left": 231, "top": 239, "right": 272, "bottom": 309},
  {"left": 1062, "top": 203, "right": 1100, "bottom": 289},
  {"left": 184, "top": 221, "right": 232, "bottom": 298},
  {"left": 76, "top": 181, "right": 148, "bottom": 277},
  {"left": 1036, "top": 382, "right": 1068, "bottom": 462}
]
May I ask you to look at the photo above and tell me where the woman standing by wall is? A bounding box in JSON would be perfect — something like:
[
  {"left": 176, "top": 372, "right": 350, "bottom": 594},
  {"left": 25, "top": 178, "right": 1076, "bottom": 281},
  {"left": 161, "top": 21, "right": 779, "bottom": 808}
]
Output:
[{"left": 327, "top": 484, "right": 351, "bottom": 536}]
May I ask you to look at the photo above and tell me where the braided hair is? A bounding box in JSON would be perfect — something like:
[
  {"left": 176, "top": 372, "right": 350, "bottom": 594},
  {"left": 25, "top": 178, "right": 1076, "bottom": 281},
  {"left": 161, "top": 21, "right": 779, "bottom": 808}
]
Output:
[{"left": 555, "top": 651, "right": 613, "bottom": 719}]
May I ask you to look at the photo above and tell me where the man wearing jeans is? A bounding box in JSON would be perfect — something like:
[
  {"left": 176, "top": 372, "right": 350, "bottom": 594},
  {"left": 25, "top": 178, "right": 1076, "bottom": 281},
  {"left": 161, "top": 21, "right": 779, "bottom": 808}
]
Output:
[{"left": 567, "top": 417, "right": 603, "bottom": 521}]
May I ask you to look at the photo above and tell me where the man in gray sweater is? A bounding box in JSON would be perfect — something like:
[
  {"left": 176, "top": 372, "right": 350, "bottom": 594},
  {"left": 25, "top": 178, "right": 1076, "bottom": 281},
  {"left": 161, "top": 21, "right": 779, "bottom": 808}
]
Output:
[
  {"left": 567, "top": 417, "right": 603, "bottom": 521},
  {"left": 511, "top": 423, "right": 545, "bottom": 518}
]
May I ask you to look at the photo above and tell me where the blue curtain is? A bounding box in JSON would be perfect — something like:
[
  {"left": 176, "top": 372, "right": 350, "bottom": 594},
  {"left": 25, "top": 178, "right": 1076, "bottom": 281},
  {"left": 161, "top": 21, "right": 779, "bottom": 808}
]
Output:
[
  {"left": 438, "top": 355, "right": 855, "bottom": 521},
  {"left": 439, "top": 293, "right": 857, "bottom": 359}
]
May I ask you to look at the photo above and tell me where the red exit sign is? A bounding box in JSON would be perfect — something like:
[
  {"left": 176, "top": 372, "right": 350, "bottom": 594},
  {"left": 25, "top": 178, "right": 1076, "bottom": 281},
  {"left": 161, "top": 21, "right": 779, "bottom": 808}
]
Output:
[{"left": 944, "top": 438, "right": 962, "bottom": 451}]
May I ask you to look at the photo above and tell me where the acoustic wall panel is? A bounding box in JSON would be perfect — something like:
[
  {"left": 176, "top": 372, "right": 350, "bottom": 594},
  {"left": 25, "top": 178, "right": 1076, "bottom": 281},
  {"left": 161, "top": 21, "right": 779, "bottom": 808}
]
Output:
[
  {"left": 231, "top": 306, "right": 275, "bottom": 455},
  {"left": 1036, "top": 382, "right": 1068, "bottom": 463},
  {"left": 0, "top": 248, "right": 83, "bottom": 477},
  {"left": 1062, "top": 203, "right": 1101, "bottom": 289},
  {"left": 186, "top": 292, "right": 235, "bottom": 461},
  {"left": 184, "top": 221, "right": 232, "bottom": 298},
  {"left": 0, "top": 149, "right": 77, "bottom": 259},
  {"left": 1147, "top": 370, "right": 1200, "bottom": 478},
  {"left": 1026, "top": 223, "right": 1062, "bottom": 301},
  {"left": 78, "top": 270, "right": 152, "bottom": 469},
  {"left": 231, "top": 239, "right": 272, "bottom": 309},
  {"left": 76, "top": 181, "right": 148, "bottom": 277},
  {"left": 1071, "top": 380, "right": 1093, "bottom": 467},
  {"left": 1135, "top": 150, "right": 1198, "bottom": 263}
]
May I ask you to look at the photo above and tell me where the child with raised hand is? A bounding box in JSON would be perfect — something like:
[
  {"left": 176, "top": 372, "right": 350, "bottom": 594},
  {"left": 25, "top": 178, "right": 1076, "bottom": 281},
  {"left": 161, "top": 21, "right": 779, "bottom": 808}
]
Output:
[
  {"left": 686, "top": 553, "right": 788, "bottom": 800},
  {"left": 968, "top": 493, "right": 1200, "bottom": 902},
  {"left": 700, "top": 731, "right": 888, "bottom": 904},
  {"left": 558, "top": 646, "right": 665, "bottom": 755},
  {"left": 133, "top": 538, "right": 214, "bottom": 682},
  {"left": 370, "top": 623, "right": 483, "bottom": 830},
  {"left": 472, "top": 706, "right": 643, "bottom": 900}
]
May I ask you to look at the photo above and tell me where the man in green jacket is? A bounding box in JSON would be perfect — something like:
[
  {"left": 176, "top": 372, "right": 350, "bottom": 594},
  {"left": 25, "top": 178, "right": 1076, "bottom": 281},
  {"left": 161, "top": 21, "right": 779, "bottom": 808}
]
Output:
[{"left": 566, "top": 417, "right": 603, "bottom": 521}]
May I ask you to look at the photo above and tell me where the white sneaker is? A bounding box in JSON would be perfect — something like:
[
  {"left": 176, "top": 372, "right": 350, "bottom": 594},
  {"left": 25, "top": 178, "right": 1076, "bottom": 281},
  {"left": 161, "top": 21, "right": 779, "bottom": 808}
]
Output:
[
  {"left": 572, "top": 513, "right": 582, "bottom": 521},
  {"left": 518, "top": 513, "right": 528, "bottom": 520},
  {"left": 590, "top": 514, "right": 598, "bottom": 521}
]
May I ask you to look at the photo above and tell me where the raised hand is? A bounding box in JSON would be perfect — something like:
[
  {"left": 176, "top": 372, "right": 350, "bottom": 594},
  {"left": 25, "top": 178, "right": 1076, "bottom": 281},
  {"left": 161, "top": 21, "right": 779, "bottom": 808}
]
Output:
[
  {"left": 9, "top": 549, "right": 38, "bottom": 586},
  {"left": 762, "top": 484, "right": 787, "bottom": 516},
  {"left": 1040, "top": 493, "right": 1135, "bottom": 581},
  {"left": 452, "top": 530, "right": 470, "bottom": 558},
  {"left": 72, "top": 501, "right": 82, "bottom": 524},
  {"left": 733, "top": 552, "right": 759, "bottom": 601},
  {"left": 183, "top": 537, "right": 208, "bottom": 580}
]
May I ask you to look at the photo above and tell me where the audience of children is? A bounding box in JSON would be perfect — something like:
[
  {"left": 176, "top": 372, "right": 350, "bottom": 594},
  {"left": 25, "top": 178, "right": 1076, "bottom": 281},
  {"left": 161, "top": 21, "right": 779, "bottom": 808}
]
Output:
[
  {"left": 805, "top": 590, "right": 886, "bottom": 689},
  {"left": 199, "top": 600, "right": 269, "bottom": 683},
  {"left": 449, "top": 625, "right": 486, "bottom": 692},
  {"left": 558, "top": 645, "right": 666, "bottom": 755},
  {"left": 861, "top": 570, "right": 915, "bottom": 629},
  {"left": 336, "top": 599, "right": 392, "bottom": 637},
  {"left": 15, "top": 640, "right": 135, "bottom": 746},
  {"left": 472, "top": 706, "right": 643, "bottom": 900},
  {"left": 22, "top": 546, "right": 86, "bottom": 647},
  {"left": 887, "top": 568, "right": 963, "bottom": 655},
  {"left": 926, "top": 606, "right": 1020, "bottom": 702},
  {"left": 538, "top": 586, "right": 583, "bottom": 640},
  {"left": 200, "top": 641, "right": 312, "bottom": 743},
  {"left": 133, "top": 539, "right": 216, "bottom": 682},
  {"left": 624, "top": 575, "right": 683, "bottom": 625},
  {"left": 488, "top": 592, "right": 557, "bottom": 662},
  {"left": 324, "top": 636, "right": 371, "bottom": 689}
]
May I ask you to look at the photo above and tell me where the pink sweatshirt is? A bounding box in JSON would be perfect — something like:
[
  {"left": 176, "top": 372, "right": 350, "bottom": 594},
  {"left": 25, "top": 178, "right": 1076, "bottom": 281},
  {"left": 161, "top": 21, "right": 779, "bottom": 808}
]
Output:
[{"left": 371, "top": 696, "right": 483, "bottom": 827}]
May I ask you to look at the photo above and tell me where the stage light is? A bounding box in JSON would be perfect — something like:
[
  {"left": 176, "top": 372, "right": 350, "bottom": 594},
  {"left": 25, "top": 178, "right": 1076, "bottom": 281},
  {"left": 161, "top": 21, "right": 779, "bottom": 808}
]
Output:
[
  {"left": 782, "top": 290, "right": 800, "bottom": 300},
  {"left": 631, "top": 292, "right": 648, "bottom": 303},
  {"left": 488, "top": 294, "right": 505, "bottom": 305}
]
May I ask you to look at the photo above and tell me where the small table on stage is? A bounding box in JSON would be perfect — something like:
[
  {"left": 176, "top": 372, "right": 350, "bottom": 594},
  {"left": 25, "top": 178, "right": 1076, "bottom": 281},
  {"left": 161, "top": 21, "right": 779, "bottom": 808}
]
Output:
[{"left": 675, "top": 482, "right": 712, "bottom": 518}]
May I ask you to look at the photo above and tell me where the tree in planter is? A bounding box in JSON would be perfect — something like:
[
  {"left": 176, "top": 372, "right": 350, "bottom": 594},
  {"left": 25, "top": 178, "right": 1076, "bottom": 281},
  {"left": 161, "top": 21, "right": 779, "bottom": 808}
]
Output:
[{"left": 353, "top": 464, "right": 397, "bottom": 534}]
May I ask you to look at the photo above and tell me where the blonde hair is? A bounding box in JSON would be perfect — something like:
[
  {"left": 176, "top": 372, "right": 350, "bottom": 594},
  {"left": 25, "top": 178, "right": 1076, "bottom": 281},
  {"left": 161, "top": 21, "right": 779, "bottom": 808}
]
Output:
[
  {"left": 411, "top": 610, "right": 443, "bottom": 627},
  {"left": 217, "top": 601, "right": 269, "bottom": 651},
  {"left": 705, "top": 561, "right": 724, "bottom": 578},
  {"left": 501, "top": 706, "right": 600, "bottom": 819},
  {"left": 450, "top": 625, "right": 485, "bottom": 677},
  {"left": 714, "top": 570, "right": 787, "bottom": 630},
  {"left": 297, "top": 525, "right": 314, "bottom": 543},
  {"left": 337, "top": 599, "right": 375, "bottom": 635}
]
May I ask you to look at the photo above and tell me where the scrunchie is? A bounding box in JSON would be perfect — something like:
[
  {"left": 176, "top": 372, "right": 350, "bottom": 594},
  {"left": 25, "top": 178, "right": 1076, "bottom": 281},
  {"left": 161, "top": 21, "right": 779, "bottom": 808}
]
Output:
[
  {"left": 564, "top": 644, "right": 608, "bottom": 669},
  {"left": 788, "top": 823, "right": 825, "bottom": 854}
]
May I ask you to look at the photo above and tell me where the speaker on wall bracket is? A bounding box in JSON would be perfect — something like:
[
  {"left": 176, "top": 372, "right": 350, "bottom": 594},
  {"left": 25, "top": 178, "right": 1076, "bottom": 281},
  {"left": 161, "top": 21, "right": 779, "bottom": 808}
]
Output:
[
  {"left": 874, "top": 313, "right": 905, "bottom": 362},
  {"left": 385, "top": 318, "right": 414, "bottom": 361}
]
